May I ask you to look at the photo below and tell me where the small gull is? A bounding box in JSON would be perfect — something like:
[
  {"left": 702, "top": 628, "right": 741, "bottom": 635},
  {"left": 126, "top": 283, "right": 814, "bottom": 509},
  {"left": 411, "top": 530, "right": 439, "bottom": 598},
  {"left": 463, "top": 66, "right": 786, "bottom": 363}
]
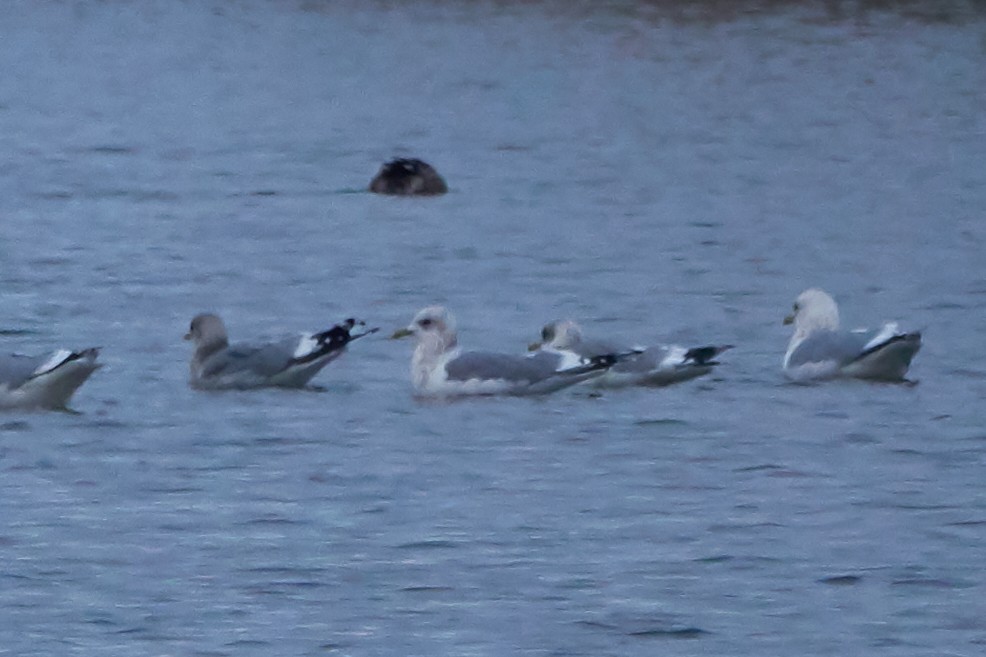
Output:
[
  {"left": 529, "top": 319, "right": 732, "bottom": 388},
  {"left": 0, "top": 346, "right": 100, "bottom": 410},
  {"left": 184, "top": 313, "right": 377, "bottom": 390},
  {"left": 368, "top": 158, "right": 448, "bottom": 196},
  {"left": 391, "top": 306, "right": 622, "bottom": 397},
  {"left": 783, "top": 288, "right": 921, "bottom": 382}
]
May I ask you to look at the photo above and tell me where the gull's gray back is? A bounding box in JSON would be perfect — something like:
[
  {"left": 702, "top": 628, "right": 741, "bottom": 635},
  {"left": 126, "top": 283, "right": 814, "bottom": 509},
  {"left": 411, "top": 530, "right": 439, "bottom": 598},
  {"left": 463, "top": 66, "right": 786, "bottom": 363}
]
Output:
[
  {"left": 569, "top": 337, "right": 661, "bottom": 374},
  {"left": 787, "top": 329, "right": 876, "bottom": 367},
  {"left": 200, "top": 337, "right": 299, "bottom": 379},
  {"left": 445, "top": 351, "right": 560, "bottom": 383},
  {"left": 567, "top": 337, "right": 620, "bottom": 358},
  {"left": 0, "top": 353, "right": 51, "bottom": 388}
]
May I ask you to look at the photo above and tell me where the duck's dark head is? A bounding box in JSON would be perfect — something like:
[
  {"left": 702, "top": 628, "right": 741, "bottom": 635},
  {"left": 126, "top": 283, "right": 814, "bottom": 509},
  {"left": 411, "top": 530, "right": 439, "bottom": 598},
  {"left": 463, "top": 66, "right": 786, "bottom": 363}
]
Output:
[{"left": 369, "top": 158, "right": 448, "bottom": 196}]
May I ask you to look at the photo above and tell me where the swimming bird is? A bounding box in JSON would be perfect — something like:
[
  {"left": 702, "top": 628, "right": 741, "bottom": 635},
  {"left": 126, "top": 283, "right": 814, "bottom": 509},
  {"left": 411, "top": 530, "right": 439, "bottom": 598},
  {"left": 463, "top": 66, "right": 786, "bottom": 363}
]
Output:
[
  {"left": 368, "top": 158, "right": 448, "bottom": 196},
  {"left": 783, "top": 288, "right": 921, "bottom": 382},
  {"left": 529, "top": 319, "right": 731, "bottom": 388},
  {"left": 0, "top": 347, "right": 101, "bottom": 410},
  {"left": 184, "top": 313, "right": 377, "bottom": 390},
  {"left": 391, "top": 306, "right": 621, "bottom": 397}
]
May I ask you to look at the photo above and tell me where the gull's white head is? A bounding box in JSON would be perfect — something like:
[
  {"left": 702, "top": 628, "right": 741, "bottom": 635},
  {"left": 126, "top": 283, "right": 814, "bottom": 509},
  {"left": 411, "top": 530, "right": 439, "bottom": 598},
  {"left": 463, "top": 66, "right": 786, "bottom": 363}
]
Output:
[
  {"left": 530, "top": 319, "right": 584, "bottom": 351},
  {"left": 784, "top": 288, "right": 840, "bottom": 333},
  {"left": 392, "top": 305, "right": 458, "bottom": 351},
  {"left": 391, "top": 306, "right": 459, "bottom": 391}
]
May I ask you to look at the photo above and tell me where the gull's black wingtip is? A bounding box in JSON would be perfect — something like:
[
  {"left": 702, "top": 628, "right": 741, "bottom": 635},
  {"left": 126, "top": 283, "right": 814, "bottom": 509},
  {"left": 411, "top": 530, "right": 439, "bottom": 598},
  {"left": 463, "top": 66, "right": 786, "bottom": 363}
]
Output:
[
  {"left": 684, "top": 344, "right": 734, "bottom": 366},
  {"left": 588, "top": 353, "right": 619, "bottom": 369},
  {"left": 315, "top": 318, "right": 381, "bottom": 346}
]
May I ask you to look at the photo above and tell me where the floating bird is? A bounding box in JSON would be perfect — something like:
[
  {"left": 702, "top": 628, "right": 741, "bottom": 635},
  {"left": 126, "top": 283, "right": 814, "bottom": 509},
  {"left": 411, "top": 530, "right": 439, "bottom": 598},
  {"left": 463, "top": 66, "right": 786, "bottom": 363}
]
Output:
[
  {"left": 368, "top": 158, "right": 447, "bottom": 196},
  {"left": 530, "top": 319, "right": 731, "bottom": 388},
  {"left": 391, "top": 306, "right": 621, "bottom": 397},
  {"left": 184, "top": 313, "right": 377, "bottom": 390},
  {"left": 783, "top": 288, "right": 921, "bottom": 382},
  {"left": 0, "top": 347, "right": 100, "bottom": 410}
]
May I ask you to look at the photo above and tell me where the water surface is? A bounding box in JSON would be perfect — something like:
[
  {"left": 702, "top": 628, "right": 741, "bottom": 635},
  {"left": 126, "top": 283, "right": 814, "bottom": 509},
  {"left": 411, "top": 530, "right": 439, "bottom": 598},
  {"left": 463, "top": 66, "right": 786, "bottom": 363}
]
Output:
[{"left": 1, "top": 1, "right": 985, "bottom": 655}]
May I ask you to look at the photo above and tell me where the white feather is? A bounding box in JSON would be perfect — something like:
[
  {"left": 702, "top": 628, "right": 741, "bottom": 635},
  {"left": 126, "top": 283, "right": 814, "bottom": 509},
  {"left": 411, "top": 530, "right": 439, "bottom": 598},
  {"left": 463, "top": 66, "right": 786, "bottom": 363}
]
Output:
[
  {"left": 32, "top": 349, "right": 73, "bottom": 377},
  {"left": 863, "top": 322, "right": 899, "bottom": 352},
  {"left": 292, "top": 333, "right": 320, "bottom": 359}
]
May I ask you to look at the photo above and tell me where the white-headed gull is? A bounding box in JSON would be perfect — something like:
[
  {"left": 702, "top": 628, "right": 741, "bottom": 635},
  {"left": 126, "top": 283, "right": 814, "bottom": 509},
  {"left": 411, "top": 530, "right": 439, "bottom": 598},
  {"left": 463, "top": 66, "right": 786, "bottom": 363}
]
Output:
[
  {"left": 783, "top": 288, "right": 921, "bottom": 382},
  {"left": 530, "top": 319, "right": 731, "bottom": 388},
  {"left": 391, "top": 306, "right": 623, "bottom": 397}
]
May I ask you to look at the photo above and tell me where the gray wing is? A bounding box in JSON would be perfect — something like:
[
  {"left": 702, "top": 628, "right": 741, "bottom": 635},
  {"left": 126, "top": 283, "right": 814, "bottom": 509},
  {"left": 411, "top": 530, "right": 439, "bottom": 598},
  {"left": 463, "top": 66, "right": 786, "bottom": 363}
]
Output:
[
  {"left": 445, "top": 351, "right": 566, "bottom": 383},
  {"left": 611, "top": 348, "right": 663, "bottom": 374},
  {"left": 201, "top": 337, "right": 299, "bottom": 379},
  {"left": 568, "top": 337, "right": 624, "bottom": 359},
  {"left": 611, "top": 344, "right": 727, "bottom": 374},
  {"left": 566, "top": 337, "right": 667, "bottom": 374},
  {"left": 0, "top": 353, "right": 48, "bottom": 388},
  {"left": 787, "top": 329, "right": 878, "bottom": 368}
]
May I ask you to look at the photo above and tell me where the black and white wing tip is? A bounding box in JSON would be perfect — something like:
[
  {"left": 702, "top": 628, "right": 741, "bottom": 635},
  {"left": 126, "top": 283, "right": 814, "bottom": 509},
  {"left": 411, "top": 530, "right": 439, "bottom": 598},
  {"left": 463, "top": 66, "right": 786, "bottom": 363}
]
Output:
[
  {"left": 853, "top": 328, "right": 921, "bottom": 363},
  {"left": 562, "top": 348, "right": 640, "bottom": 376},
  {"left": 31, "top": 348, "right": 101, "bottom": 378},
  {"left": 293, "top": 318, "right": 378, "bottom": 365},
  {"left": 683, "top": 344, "right": 734, "bottom": 366}
]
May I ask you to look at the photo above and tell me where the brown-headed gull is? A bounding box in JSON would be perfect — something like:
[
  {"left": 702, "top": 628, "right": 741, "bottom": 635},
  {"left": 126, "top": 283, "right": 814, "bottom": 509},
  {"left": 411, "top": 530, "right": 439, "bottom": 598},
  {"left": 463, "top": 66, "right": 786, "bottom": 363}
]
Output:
[{"left": 184, "top": 313, "right": 377, "bottom": 390}]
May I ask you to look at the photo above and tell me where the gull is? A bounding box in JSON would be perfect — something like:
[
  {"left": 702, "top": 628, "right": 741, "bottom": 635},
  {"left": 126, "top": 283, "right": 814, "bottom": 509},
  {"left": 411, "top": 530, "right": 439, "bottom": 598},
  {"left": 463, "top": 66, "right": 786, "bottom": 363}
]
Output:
[
  {"left": 391, "top": 306, "right": 621, "bottom": 397},
  {"left": 783, "top": 288, "right": 921, "bottom": 382},
  {"left": 0, "top": 347, "right": 100, "bottom": 410},
  {"left": 530, "top": 319, "right": 731, "bottom": 388},
  {"left": 184, "top": 313, "right": 377, "bottom": 390}
]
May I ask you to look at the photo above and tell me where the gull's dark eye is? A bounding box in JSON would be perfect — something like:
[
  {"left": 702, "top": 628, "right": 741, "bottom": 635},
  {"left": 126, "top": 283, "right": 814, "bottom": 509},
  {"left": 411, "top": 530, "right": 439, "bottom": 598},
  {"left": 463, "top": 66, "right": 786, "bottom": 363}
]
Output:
[
  {"left": 419, "top": 318, "right": 433, "bottom": 328},
  {"left": 793, "top": 303, "right": 799, "bottom": 312},
  {"left": 541, "top": 326, "right": 552, "bottom": 341}
]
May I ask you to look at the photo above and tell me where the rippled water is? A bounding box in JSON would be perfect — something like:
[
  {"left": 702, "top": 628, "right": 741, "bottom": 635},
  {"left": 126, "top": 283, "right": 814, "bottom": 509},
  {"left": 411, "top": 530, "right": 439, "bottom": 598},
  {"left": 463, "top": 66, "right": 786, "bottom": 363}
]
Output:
[{"left": 2, "top": 1, "right": 986, "bottom": 655}]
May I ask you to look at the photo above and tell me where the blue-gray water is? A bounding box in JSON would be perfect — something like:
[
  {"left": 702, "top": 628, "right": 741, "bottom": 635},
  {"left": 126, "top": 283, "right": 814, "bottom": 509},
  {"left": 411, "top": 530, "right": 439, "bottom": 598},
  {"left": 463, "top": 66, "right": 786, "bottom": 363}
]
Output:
[{"left": 2, "top": 1, "right": 986, "bottom": 655}]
